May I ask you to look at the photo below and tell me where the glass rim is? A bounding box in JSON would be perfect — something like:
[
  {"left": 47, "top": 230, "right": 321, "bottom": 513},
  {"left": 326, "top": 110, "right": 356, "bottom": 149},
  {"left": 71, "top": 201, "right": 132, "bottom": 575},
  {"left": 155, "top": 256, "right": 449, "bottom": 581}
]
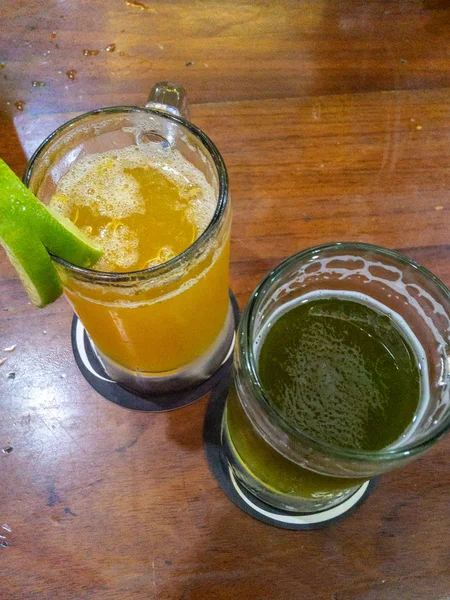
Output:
[
  {"left": 240, "top": 242, "right": 450, "bottom": 463},
  {"left": 23, "top": 105, "right": 229, "bottom": 283}
]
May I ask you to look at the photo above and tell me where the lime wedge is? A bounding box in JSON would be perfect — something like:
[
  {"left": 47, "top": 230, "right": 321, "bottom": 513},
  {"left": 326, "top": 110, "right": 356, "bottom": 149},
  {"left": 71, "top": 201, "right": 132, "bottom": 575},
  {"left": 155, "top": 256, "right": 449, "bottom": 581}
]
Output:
[
  {"left": 0, "top": 158, "right": 103, "bottom": 307},
  {"left": 0, "top": 220, "right": 63, "bottom": 307}
]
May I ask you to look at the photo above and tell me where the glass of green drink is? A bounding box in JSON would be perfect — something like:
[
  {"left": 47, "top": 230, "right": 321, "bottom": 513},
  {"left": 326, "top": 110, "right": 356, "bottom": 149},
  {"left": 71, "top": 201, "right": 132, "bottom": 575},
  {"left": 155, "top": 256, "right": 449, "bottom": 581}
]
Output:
[{"left": 222, "top": 243, "right": 450, "bottom": 514}]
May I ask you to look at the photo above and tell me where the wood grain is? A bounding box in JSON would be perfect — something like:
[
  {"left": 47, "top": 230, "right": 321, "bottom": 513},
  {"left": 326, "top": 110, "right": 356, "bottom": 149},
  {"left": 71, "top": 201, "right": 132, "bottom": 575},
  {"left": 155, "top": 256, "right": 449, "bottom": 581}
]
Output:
[{"left": 1, "top": 1, "right": 450, "bottom": 599}]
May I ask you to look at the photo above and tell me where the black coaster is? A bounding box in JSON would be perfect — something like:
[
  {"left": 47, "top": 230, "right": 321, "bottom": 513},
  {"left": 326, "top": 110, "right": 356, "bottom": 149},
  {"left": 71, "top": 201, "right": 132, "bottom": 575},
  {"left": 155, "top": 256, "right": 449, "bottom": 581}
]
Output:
[
  {"left": 204, "top": 381, "right": 379, "bottom": 530},
  {"left": 71, "top": 290, "right": 239, "bottom": 412}
]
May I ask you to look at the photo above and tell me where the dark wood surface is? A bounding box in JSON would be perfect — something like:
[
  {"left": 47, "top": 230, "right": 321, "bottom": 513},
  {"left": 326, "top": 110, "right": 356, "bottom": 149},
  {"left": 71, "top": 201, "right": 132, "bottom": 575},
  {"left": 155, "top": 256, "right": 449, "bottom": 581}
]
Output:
[{"left": 1, "top": 1, "right": 450, "bottom": 599}]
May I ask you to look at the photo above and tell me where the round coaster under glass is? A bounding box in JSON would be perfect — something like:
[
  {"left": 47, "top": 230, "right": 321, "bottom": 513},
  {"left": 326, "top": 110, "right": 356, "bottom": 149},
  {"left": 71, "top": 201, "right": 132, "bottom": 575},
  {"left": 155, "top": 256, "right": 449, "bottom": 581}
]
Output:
[
  {"left": 203, "top": 381, "right": 379, "bottom": 530},
  {"left": 71, "top": 290, "right": 240, "bottom": 412}
]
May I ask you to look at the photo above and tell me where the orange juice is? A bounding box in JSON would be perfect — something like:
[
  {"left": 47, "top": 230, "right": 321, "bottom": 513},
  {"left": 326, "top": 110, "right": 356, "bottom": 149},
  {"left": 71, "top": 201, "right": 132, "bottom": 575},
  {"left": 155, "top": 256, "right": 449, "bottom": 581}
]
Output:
[{"left": 49, "top": 144, "right": 231, "bottom": 373}]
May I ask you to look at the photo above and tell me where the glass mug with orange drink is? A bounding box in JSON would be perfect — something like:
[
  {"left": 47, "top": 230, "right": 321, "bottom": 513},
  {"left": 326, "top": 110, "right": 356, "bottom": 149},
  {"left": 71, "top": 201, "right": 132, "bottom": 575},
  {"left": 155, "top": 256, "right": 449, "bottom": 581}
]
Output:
[{"left": 24, "top": 83, "right": 233, "bottom": 395}]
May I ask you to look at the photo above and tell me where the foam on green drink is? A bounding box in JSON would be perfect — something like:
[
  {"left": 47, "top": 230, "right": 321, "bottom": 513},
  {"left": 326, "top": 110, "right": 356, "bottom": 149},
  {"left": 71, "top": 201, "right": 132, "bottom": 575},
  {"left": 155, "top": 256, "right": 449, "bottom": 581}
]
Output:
[{"left": 257, "top": 292, "right": 422, "bottom": 451}]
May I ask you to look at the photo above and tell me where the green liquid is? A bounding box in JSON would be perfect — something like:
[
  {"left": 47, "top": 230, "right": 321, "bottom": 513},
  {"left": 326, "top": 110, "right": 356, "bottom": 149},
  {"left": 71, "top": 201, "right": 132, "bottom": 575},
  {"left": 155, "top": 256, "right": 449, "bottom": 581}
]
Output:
[
  {"left": 259, "top": 297, "right": 421, "bottom": 451},
  {"left": 226, "top": 296, "right": 421, "bottom": 499}
]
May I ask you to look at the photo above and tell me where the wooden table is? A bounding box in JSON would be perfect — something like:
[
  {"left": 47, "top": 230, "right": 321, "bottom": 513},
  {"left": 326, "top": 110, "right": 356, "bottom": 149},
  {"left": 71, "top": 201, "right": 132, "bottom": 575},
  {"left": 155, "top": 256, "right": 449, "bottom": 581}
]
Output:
[{"left": 1, "top": 1, "right": 450, "bottom": 598}]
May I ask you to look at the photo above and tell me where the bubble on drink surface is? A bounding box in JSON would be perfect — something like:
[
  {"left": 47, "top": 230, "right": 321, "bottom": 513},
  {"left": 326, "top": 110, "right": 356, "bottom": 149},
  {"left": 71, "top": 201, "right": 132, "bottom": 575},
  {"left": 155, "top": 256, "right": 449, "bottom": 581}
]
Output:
[
  {"left": 54, "top": 143, "right": 216, "bottom": 235},
  {"left": 50, "top": 144, "right": 216, "bottom": 271},
  {"left": 55, "top": 153, "right": 145, "bottom": 219},
  {"left": 92, "top": 221, "right": 139, "bottom": 270},
  {"left": 259, "top": 303, "right": 393, "bottom": 449},
  {"left": 145, "top": 246, "right": 177, "bottom": 268}
]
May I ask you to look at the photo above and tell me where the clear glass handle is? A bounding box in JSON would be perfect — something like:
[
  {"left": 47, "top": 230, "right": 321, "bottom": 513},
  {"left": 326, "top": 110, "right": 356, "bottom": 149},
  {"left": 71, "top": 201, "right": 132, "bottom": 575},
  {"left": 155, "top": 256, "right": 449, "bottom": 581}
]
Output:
[{"left": 145, "top": 82, "right": 190, "bottom": 120}]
